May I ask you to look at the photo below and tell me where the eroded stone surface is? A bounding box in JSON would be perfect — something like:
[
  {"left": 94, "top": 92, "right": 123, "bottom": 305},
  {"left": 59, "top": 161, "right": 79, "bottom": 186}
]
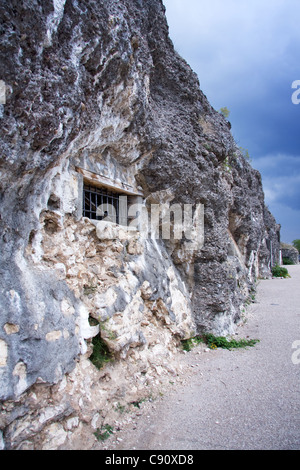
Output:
[{"left": 0, "top": 0, "right": 280, "bottom": 449}]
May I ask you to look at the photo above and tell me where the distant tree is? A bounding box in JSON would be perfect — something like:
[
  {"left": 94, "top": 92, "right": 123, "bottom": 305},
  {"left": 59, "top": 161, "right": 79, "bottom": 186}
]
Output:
[
  {"left": 219, "top": 107, "right": 230, "bottom": 119},
  {"left": 292, "top": 239, "right": 300, "bottom": 252}
]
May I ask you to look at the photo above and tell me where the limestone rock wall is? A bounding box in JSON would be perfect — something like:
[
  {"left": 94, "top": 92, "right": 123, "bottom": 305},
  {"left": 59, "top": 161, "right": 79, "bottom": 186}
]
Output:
[{"left": 0, "top": 0, "right": 280, "bottom": 449}]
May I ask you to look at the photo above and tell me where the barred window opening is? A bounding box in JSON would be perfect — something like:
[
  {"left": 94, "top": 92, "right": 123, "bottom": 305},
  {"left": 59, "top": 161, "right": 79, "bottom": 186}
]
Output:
[{"left": 83, "top": 183, "right": 128, "bottom": 226}]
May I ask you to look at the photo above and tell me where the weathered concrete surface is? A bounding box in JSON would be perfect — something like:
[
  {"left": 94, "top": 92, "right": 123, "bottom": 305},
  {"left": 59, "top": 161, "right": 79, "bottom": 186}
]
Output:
[{"left": 104, "top": 265, "right": 300, "bottom": 450}]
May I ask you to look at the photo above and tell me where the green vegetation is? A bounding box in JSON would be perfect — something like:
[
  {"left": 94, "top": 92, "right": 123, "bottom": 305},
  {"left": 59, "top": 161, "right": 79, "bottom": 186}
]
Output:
[
  {"left": 219, "top": 107, "right": 230, "bottom": 118},
  {"left": 114, "top": 402, "right": 126, "bottom": 414},
  {"left": 271, "top": 264, "right": 291, "bottom": 278},
  {"left": 94, "top": 424, "right": 114, "bottom": 441},
  {"left": 292, "top": 239, "right": 300, "bottom": 253},
  {"left": 182, "top": 335, "right": 205, "bottom": 351},
  {"left": 239, "top": 146, "right": 251, "bottom": 162},
  {"left": 282, "top": 257, "right": 295, "bottom": 265},
  {"left": 203, "top": 334, "right": 259, "bottom": 350},
  {"left": 182, "top": 333, "right": 259, "bottom": 352},
  {"left": 130, "top": 395, "right": 153, "bottom": 408},
  {"left": 244, "top": 292, "right": 256, "bottom": 305},
  {"left": 222, "top": 147, "right": 252, "bottom": 173},
  {"left": 89, "top": 334, "right": 113, "bottom": 370}
]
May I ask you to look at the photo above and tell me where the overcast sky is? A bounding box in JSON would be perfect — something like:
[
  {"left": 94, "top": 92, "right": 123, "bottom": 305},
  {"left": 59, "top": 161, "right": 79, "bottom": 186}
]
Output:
[{"left": 163, "top": 0, "right": 300, "bottom": 244}]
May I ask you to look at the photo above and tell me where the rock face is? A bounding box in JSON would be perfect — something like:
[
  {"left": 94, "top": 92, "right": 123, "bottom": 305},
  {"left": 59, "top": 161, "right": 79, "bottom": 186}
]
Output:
[
  {"left": 0, "top": 0, "right": 280, "bottom": 449},
  {"left": 281, "top": 243, "right": 299, "bottom": 264}
]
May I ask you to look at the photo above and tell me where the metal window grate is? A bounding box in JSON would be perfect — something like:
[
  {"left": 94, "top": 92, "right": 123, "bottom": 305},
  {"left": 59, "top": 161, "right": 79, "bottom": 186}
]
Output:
[{"left": 83, "top": 184, "right": 127, "bottom": 225}]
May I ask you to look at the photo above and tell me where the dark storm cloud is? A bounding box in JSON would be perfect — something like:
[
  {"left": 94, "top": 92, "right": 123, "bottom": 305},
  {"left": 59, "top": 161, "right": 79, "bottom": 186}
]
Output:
[
  {"left": 163, "top": 0, "right": 300, "bottom": 242},
  {"left": 254, "top": 154, "right": 300, "bottom": 211}
]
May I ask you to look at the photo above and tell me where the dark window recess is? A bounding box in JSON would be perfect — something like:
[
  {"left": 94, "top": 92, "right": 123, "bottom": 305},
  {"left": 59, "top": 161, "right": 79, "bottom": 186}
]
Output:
[{"left": 83, "top": 184, "right": 128, "bottom": 225}]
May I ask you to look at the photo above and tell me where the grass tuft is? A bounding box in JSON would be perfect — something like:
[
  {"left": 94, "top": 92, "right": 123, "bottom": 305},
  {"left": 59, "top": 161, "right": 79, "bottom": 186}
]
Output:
[
  {"left": 94, "top": 424, "right": 114, "bottom": 441},
  {"left": 89, "top": 334, "right": 113, "bottom": 370},
  {"left": 182, "top": 333, "right": 259, "bottom": 352}
]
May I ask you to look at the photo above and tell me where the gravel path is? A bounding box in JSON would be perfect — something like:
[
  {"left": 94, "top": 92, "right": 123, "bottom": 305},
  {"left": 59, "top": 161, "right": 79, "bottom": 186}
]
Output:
[{"left": 104, "top": 265, "right": 300, "bottom": 450}]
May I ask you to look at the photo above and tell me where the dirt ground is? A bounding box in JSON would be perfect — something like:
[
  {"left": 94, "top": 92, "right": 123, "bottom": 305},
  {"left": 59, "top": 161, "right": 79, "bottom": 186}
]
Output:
[{"left": 93, "top": 265, "right": 300, "bottom": 450}]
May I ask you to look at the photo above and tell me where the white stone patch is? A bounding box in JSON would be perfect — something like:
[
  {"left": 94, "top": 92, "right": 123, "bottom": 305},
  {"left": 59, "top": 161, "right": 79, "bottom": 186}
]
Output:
[
  {"left": 0, "top": 339, "right": 8, "bottom": 367},
  {"left": 29, "top": 231, "right": 44, "bottom": 264},
  {"left": 167, "top": 266, "right": 192, "bottom": 325},
  {"left": 46, "top": 330, "right": 62, "bottom": 342},
  {"left": 44, "top": 0, "right": 67, "bottom": 48},
  {"left": 0, "top": 431, "right": 4, "bottom": 450},
  {"left": 77, "top": 305, "right": 99, "bottom": 354},
  {"left": 13, "top": 362, "right": 27, "bottom": 396},
  {"left": 39, "top": 404, "right": 67, "bottom": 425},
  {"left": 102, "top": 291, "right": 145, "bottom": 355},
  {"left": 66, "top": 416, "right": 79, "bottom": 430},
  {"left": 61, "top": 298, "right": 75, "bottom": 317},
  {"left": 42, "top": 423, "right": 67, "bottom": 450},
  {"left": 7, "top": 290, "right": 22, "bottom": 315},
  {"left": 54, "top": 263, "right": 67, "bottom": 280},
  {"left": 94, "top": 287, "right": 117, "bottom": 309},
  {"left": 0, "top": 79, "right": 6, "bottom": 104}
]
